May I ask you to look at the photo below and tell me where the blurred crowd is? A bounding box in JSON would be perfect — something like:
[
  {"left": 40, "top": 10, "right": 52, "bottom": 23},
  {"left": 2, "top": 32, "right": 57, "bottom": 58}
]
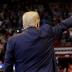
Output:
[{"left": 0, "top": 1, "right": 72, "bottom": 72}]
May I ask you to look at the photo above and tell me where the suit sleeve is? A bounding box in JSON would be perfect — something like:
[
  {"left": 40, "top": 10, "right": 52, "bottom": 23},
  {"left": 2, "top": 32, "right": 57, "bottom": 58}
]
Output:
[
  {"left": 4, "top": 38, "right": 15, "bottom": 72},
  {"left": 52, "top": 16, "right": 72, "bottom": 38}
]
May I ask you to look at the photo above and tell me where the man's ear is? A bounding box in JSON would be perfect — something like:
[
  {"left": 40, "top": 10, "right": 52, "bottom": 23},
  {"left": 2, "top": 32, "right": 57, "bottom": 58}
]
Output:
[
  {"left": 37, "top": 23, "right": 40, "bottom": 29},
  {"left": 35, "top": 19, "right": 40, "bottom": 29}
]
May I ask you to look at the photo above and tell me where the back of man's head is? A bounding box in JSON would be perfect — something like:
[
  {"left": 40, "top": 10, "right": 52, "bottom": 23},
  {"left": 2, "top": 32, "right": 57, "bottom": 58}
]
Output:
[{"left": 22, "top": 11, "right": 40, "bottom": 29}]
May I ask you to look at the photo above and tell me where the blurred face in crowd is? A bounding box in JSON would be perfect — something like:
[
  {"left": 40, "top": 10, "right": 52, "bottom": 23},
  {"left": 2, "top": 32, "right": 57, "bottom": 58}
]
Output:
[
  {"left": 67, "top": 64, "right": 72, "bottom": 72},
  {"left": 0, "top": 42, "right": 4, "bottom": 53}
]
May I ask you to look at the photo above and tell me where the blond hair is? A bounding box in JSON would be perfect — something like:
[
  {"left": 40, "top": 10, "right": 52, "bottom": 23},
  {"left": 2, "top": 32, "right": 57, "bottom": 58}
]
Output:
[{"left": 22, "top": 11, "right": 40, "bottom": 29}]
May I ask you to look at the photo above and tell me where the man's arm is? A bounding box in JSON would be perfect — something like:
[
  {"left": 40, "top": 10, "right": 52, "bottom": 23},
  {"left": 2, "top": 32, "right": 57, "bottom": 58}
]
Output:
[
  {"left": 53, "top": 16, "right": 72, "bottom": 38},
  {"left": 4, "top": 38, "right": 15, "bottom": 72}
]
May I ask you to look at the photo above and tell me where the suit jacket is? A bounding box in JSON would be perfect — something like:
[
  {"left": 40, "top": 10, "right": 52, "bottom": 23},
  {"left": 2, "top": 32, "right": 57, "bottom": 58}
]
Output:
[{"left": 4, "top": 16, "right": 72, "bottom": 72}]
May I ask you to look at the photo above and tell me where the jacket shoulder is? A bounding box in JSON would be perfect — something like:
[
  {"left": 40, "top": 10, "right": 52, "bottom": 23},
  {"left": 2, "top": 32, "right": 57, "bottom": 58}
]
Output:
[
  {"left": 40, "top": 24, "right": 53, "bottom": 37},
  {"left": 8, "top": 33, "right": 23, "bottom": 42}
]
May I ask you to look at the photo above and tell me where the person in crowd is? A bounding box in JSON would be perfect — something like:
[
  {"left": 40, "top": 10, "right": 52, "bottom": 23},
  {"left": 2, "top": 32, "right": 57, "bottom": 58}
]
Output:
[
  {"left": 4, "top": 11, "right": 72, "bottom": 72},
  {"left": 0, "top": 38, "right": 5, "bottom": 63},
  {"left": 66, "top": 63, "right": 72, "bottom": 72}
]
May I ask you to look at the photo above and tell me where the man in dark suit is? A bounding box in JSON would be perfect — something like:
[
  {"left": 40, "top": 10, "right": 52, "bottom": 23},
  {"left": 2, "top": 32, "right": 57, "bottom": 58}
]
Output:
[{"left": 4, "top": 11, "right": 72, "bottom": 72}]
